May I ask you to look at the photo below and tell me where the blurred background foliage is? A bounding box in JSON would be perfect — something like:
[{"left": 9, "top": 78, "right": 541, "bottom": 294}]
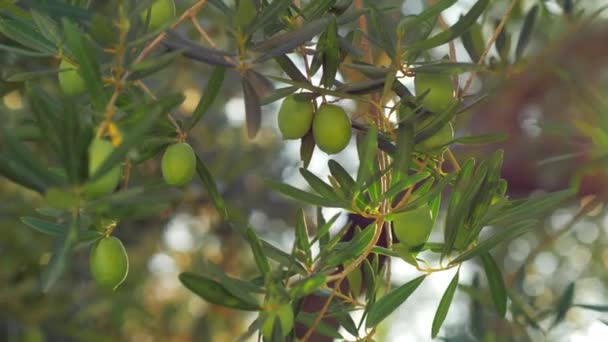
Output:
[{"left": 1, "top": 0, "right": 608, "bottom": 341}]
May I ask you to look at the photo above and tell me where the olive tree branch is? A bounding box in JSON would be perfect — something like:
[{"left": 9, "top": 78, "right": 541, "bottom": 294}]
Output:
[
  {"left": 99, "top": 0, "right": 211, "bottom": 138},
  {"left": 461, "top": 0, "right": 521, "bottom": 96}
]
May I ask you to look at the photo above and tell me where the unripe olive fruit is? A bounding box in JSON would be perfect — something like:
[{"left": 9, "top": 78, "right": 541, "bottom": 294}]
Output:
[
  {"left": 85, "top": 139, "right": 122, "bottom": 198},
  {"left": 58, "top": 60, "right": 86, "bottom": 96},
  {"left": 89, "top": 236, "right": 129, "bottom": 290},
  {"left": 277, "top": 95, "right": 314, "bottom": 139},
  {"left": 236, "top": 0, "right": 257, "bottom": 28},
  {"left": 392, "top": 204, "right": 434, "bottom": 248},
  {"left": 415, "top": 73, "right": 453, "bottom": 113},
  {"left": 261, "top": 303, "right": 294, "bottom": 339},
  {"left": 417, "top": 122, "right": 454, "bottom": 153},
  {"left": 161, "top": 143, "right": 196, "bottom": 186},
  {"left": 90, "top": 14, "right": 117, "bottom": 46},
  {"left": 141, "top": 0, "right": 176, "bottom": 30},
  {"left": 312, "top": 104, "right": 351, "bottom": 154}
]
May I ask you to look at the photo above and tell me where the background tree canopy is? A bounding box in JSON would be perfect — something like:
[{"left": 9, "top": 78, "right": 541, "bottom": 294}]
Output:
[{"left": 1, "top": 0, "right": 608, "bottom": 341}]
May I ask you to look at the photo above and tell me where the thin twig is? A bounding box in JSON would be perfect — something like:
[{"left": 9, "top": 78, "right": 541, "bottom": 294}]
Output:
[
  {"left": 461, "top": 0, "right": 521, "bottom": 96},
  {"left": 100, "top": 0, "right": 211, "bottom": 133}
]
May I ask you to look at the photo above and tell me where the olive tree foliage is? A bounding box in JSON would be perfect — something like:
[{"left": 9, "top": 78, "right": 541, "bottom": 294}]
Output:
[{"left": 0, "top": 0, "right": 605, "bottom": 340}]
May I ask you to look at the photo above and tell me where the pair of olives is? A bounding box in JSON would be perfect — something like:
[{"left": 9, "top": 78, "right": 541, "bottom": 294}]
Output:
[
  {"left": 277, "top": 95, "right": 352, "bottom": 154},
  {"left": 414, "top": 73, "right": 455, "bottom": 153}
]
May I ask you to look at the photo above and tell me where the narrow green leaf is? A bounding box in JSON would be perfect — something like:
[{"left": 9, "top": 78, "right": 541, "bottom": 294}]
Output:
[
  {"left": 366, "top": 275, "right": 426, "bottom": 328},
  {"left": 486, "top": 189, "right": 575, "bottom": 227},
  {"left": 261, "top": 86, "right": 298, "bottom": 105},
  {"left": 260, "top": 240, "right": 307, "bottom": 274},
  {"left": 356, "top": 125, "right": 378, "bottom": 189},
  {"left": 321, "top": 17, "right": 340, "bottom": 88},
  {"left": 41, "top": 214, "right": 79, "bottom": 292},
  {"left": 453, "top": 133, "right": 508, "bottom": 145},
  {"left": 0, "top": 153, "right": 47, "bottom": 193},
  {"left": 246, "top": 228, "right": 271, "bottom": 276},
  {"left": 299, "top": 168, "right": 343, "bottom": 203},
  {"left": 290, "top": 274, "right": 326, "bottom": 298},
  {"left": 449, "top": 219, "right": 539, "bottom": 264},
  {"left": 392, "top": 116, "right": 414, "bottom": 183},
  {"left": 394, "top": 173, "right": 455, "bottom": 213},
  {"left": 179, "top": 272, "right": 261, "bottom": 310},
  {"left": 495, "top": 20, "right": 511, "bottom": 61},
  {"left": 515, "top": 5, "right": 538, "bottom": 60},
  {"left": 573, "top": 304, "right": 608, "bottom": 312},
  {"left": 324, "top": 224, "right": 376, "bottom": 268},
  {"left": 246, "top": 0, "right": 292, "bottom": 35},
  {"left": 0, "top": 43, "right": 53, "bottom": 57},
  {"left": 274, "top": 55, "right": 307, "bottom": 83},
  {"left": 1, "top": 129, "right": 63, "bottom": 188},
  {"left": 204, "top": 261, "right": 264, "bottom": 303},
  {"left": 0, "top": 18, "right": 56, "bottom": 54},
  {"left": 409, "top": 0, "right": 489, "bottom": 51},
  {"left": 311, "top": 213, "right": 341, "bottom": 245},
  {"left": 128, "top": 49, "right": 186, "bottom": 80},
  {"left": 31, "top": 10, "right": 62, "bottom": 46},
  {"left": 62, "top": 19, "right": 106, "bottom": 110},
  {"left": 295, "top": 208, "right": 312, "bottom": 266},
  {"left": 253, "top": 17, "right": 332, "bottom": 62},
  {"left": 461, "top": 21, "right": 484, "bottom": 62},
  {"left": 480, "top": 253, "right": 507, "bottom": 317},
  {"left": 443, "top": 158, "right": 477, "bottom": 254},
  {"left": 21, "top": 216, "right": 65, "bottom": 236},
  {"left": 300, "top": 130, "right": 315, "bottom": 168},
  {"left": 553, "top": 282, "right": 575, "bottom": 326},
  {"left": 411, "top": 62, "right": 483, "bottom": 75},
  {"left": 195, "top": 155, "right": 228, "bottom": 220},
  {"left": 432, "top": 270, "right": 459, "bottom": 338},
  {"left": 265, "top": 179, "right": 341, "bottom": 207},
  {"left": 241, "top": 76, "right": 261, "bottom": 138}
]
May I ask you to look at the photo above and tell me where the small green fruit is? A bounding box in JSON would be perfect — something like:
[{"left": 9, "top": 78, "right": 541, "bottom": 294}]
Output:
[
  {"left": 85, "top": 139, "right": 122, "bottom": 198},
  {"left": 90, "top": 236, "right": 129, "bottom": 290},
  {"left": 162, "top": 143, "right": 196, "bottom": 186},
  {"left": 236, "top": 0, "right": 257, "bottom": 29},
  {"left": 415, "top": 73, "right": 453, "bottom": 113},
  {"left": 261, "top": 304, "right": 294, "bottom": 339},
  {"left": 417, "top": 122, "right": 454, "bottom": 153},
  {"left": 393, "top": 204, "right": 434, "bottom": 248},
  {"left": 277, "top": 95, "right": 314, "bottom": 139},
  {"left": 141, "top": 0, "right": 176, "bottom": 30},
  {"left": 312, "top": 104, "right": 351, "bottom": 154},
  {"left": 90, "top": 14, "right": 117, "bottom": 46},
  {"left": 58, "top": 60, "right": 86, "bottom": 96}
]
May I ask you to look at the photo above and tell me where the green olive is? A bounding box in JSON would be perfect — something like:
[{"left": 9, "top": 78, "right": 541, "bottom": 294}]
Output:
[
  {"left": 141, "top": 0, "right": 176, "bottom": 30},
  {"left": 89, "top": 236, "right": 129, "bottom": 290},
  {"left": 58, "top": 60, "right": 86, "bottom": 96},
  {"left": 235, "top": 0, "right": 257, "bottom": 28},
  {"left": 417, "top": 122, "right": 454, "bottom": 153},
  {"left": 90, "top": 13, "right": 117, "bottom": 46},
  {"left": 415, "top": 73, "right": 453, "bottom": 113},
  {"left": 392, "top": 204, "right": 434, "bottom": 248},
  {"left": 277, "top": 95, "right": 314, "bottom": 139},
  {"left": 85, "top": 139, "right": 122, "bottom": 198},
  {"left": 261, "top": 303, "right": 294, "bottom": 339},
  {"left": 161, "top": 143, "right": 196, "bottom": 186},
  {"left": 312, "top": 104, "right": 351, "bottom": 154}
]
